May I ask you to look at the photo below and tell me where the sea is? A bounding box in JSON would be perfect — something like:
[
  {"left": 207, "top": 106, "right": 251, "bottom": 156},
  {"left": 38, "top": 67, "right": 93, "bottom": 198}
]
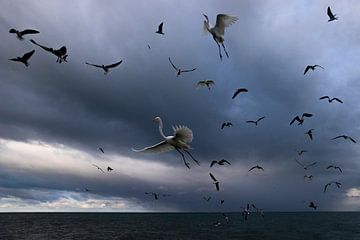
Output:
[{"left": 0, "top": 212, "right": 359, "bottom": 240}]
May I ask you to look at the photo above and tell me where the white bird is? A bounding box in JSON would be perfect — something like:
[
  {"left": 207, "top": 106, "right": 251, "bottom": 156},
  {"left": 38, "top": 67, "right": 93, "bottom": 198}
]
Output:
[
  {"left": 132, "top": 117, "right": 199, "bottom": 168},
  {"left": 203, "top": 14, "right": 238, "bottom": 60}
]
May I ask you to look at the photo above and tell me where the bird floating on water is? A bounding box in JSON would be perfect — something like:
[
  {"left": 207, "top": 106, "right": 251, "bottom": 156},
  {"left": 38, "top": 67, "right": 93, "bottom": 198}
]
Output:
[
  {"left": 9, "top": 28, "right": 39, "bottom": 39},
  {"left": 85, "top": 60, "right": 123, "bottom": 74},
  {"left": 8, "top": 50, "right": 35, "bottom": 67}
]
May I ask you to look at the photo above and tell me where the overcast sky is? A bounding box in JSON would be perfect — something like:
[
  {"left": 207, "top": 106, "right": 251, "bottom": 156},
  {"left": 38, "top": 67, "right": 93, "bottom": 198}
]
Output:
[{"left": 0, "top": 0, "right": 359, "bottom": 212}]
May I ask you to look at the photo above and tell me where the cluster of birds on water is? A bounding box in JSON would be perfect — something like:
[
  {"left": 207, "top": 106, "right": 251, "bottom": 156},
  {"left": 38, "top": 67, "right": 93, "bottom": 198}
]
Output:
[{"left": 7, "top": 5, "right": 353, "bottom": 225}]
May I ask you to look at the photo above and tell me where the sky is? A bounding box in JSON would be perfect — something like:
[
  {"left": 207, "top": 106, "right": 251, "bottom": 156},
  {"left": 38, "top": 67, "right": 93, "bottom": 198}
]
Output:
[{"left": 0, "top": 0, "right": 359, "bottom": 212}]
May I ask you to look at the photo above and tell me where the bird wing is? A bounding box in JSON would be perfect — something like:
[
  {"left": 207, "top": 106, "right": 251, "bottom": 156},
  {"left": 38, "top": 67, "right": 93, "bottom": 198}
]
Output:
[
  {"left": 92, "top": 164, "right": 105, "bottom": 173},
  {"left": 331, "top": 135, "right": 343, "bottom": 140},
  {"left": 246, "top": 120, "right": 256, "bottom": 124},
  {"left": 349, "top": 137, "right": 357, "bottom": 143},
  {"left": 215, "top": 182, "right": 220, "bottom": 191},
  {"left": 86, "top": 62, "right": 103, "bottom": 68},
  {"left": 306, "top": 162, "right": 317, "bottom": 168},
  {"left": 324, "top": 183, "right": 331, "bottom": 192},
  {"left": 302, "top": 113, "right": 313, "bottom": 118},
  {"left": 173, "top": 125, "right": 193, "bottom": 143},
  {"left": 219, "top": 159, "right": 231, "bottom": 165},
  {"left": 209, "top": 172, "right": 217, "bottom": 182},
  {"left": 214, "top": 14, "right": 238, "bottom": 35},
  {"left": 210, "top": 161, "right": 217, "bottom": 167},
  {"left": 304, "top": 65, "right": 311, "bottom": 75},
  {"left": 132, "top": 141, "right": 175, "bottom": 153},
  {"left": 181, "top": 68, "right": 197, "bottom": 73},
  {"left": 105, "top": 60, "right": 123, "bottom": 69},
  {"left": 314, "top": 65, "right": 325, "bottom": 69},
  {"left": 206, "top": 80, "right": 215, "bottom": 85},
  {"left": 221, "top": 123, "right": 226, "bottom": 129},
  {"left": 295, "top": 159, "right": 305, "bottom": 167},
  {"left": 232, "top": 89, "right": 240, "bottom": 99},
  {"left": 20, "top": 29, "right": 40, "bottom": 35},
  {"left": 290, "top": 116, "right": 300, "bottom": 125},
  {"left": 327, "top": 7, "right": 335, "bottom": 18},
  {"left": 30, "top": 39, "right": 54, "bottom": 53},
  {"left": 248, "top": 166, "right": 256, "bottom": 172},
  {"left": 22, "top": 50, "right": 35, "bottom": 60},
  {"left": 197, "top": 81, "right": 206, "bottom": 87},
  {"left": 319, "top": 96, "right": 329, "bottom": 100},
  {"left": 257, "top": 116, "right": 265, "bottom": 122},
  {"left": 326, "top": 165, "right": 333, "bottom": 169},
  {"left": 158, "top": 22, "right": 163, "bottom": 32},
  {"left": 168, "top": 58, "right": 178, "bottom": 70},
  {"left": 332, "top": 98, "right": 343, "bottom": 103}
]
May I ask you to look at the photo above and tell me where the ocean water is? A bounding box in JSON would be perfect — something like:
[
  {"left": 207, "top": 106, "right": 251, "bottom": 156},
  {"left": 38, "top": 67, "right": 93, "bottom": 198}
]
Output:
[{"left": 0, "top": 212, "right": 359, "bottom": 240}]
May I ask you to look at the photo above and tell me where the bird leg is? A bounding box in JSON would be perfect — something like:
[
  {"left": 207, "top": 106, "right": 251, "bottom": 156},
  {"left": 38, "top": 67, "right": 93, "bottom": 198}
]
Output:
[
  {"left": 216, "top": 41, "right": 222, "bottom": 60},
  {"left": 183, "top": 149, "right": 200, "bottom": 166},
  {"left": 221, "top": 43, "right": 229, "bottom": 58},
  {"left": 175, "top": 147, "right": 190, "bottom": 169}
]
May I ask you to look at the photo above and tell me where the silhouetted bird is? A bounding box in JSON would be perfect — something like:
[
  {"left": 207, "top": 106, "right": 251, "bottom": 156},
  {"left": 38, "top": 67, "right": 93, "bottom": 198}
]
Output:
[
  {"left": 145, "top": 192, "right": 170, "bottom": 200},
  {"left": 209, "top": 172, "right": 220, "bottom": 191},
  {"left": 203, "top": 196, "right": 211, "bottom": 202},
  {"left": 304, "top": 65, "right": 324, "bottom": 75},
  {"left": 156, "top": 22, "right": 164, "bottom": 35},
  {"left": 246, "top": 116, "right": 265, "bottom": 126},
  {"left": 297, "top": 150, "right": 308, "bottom": 156},
  {"left": 324, "top": 181, "right": 341, "bottom": 192},
  {"left": 309, "top": 201, "right": 317, "bottom": 210},
  {"left": 92, "top": 164, "right": 105, "bottom": 173},
  {"left": 331, "top": 135, "right": 356, "bottom": 143},
  {"left": 248, "top": 165, "right": 264, "bottom": 172},
  {"left": 290, "top": 113, "right": 313, "bottom": 125},
  {"left": 327, "top": 6, "right": 338, "bottom": 22},
  {"left": 98, "top": 147, "right": 104, "bottom": 153},
  {"left": 232, "top": 88, "right": 248, "bottom": 99},
  {"left": 107, "top": 166, "right": 113, "bottom": 172},
  {"left": 8, "top": 50, "right": 35, "bottom": 67},
  {"left": 304, "top": 175, "right": 313, "bottom": 180},
  {"left": 319, "top": 96, "right": 343, "bottom": 103},
  {"left": 220, "top": 200, "right": 225, "bottom": 204},
  {"left": 147, "top": 44, "right": 151, "bottom": 49},
  {"left": 9, "top": 28, "right": 39, "bottom": 39},
  {"left": 30, "top": 39, "right": 67, "bottom": 63},
  {"left": 210, "top": 159, "right": 231, "bottom": 167},
  {"left": 241, "top": 204, "right": 250, "bottom": 220},
  {"left": 252, "top": 204, "right": 265, "bottom": 218},
  {"left": 86, "top": 60, "right": 123, "bottom": 74},
  {"left": 221, "top": 122, "right": 233, "bottom": 129},
  {"left": 196, "top": 80, "right": 215, "bottom": 90},
  {"left": 296, "top": 159, "right": 317, "bottom": 170},
  {"left": 326, "top": 165, "right": 342, "bottom": 173},
  {"left": 222, "top": 213, "right": 229, "bottom": 223},
  {"left": 168, "top": 57, "right": 196, "bottom": 77},
  {"left": 305, "top": 129, "right": 314, "bottom": 140}
]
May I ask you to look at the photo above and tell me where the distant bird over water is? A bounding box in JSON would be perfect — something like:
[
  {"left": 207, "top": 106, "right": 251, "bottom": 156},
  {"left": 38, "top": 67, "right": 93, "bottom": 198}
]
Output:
[
  {"left": 232, "top": 88, "right": 248, "bottom": 99},
  {"left": 309, "top": 201, "right": 317, "bottom": 210},
  {"left": 326, "top": 165, "right": 342, "bottom": 173},
  {"left": 246, "top": 116, "right": 265, "bottom": 126},
  {"left": 290, "top": 113, "right": 313, "bottom": 125},
  {"left": 324, "top": 181, "right": 341, "bottom": 192},
  {"left": 304, "top": 65, "right": 324, "bottom": 75},
  {"left": 85, "top": 60, "right": 123, "bottom": 74},
  {"left": 319, "top": 96, "right": 343, "bottom": 104},
  {"left": 8, "top": 50, "right": 35, "bottom": 67},
  {"left": 156, "top": 22, "right": 164, "bottom": 35},
  {"left": 30, "top": 39, "right": 67, "bottom": 63},
  {"left": 327, "top": 6, "right": 338, "bottom": 22},
  {"left": 331, "top": 135, "right": 356, "bottom": 143},
  {"left": 196, "top": 80, "right": 215, "bottom": 90},
  {"left": 9, "top": 28, "right": 39, "bottom": 39},
  {"left": 210, "top": 159, "right": 231, "bottom": 167},
  {"left": 203, "top": 14, "right": 238, "bottom": 60},
  {"left": 168, "top": 58, "right": 196, "bottom": 77},
  {"left": 248, "top": 165, "right": 264, "bottom": 172}
]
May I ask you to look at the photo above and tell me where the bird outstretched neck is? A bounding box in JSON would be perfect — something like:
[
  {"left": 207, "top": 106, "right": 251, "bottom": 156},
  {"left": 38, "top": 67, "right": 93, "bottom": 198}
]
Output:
[{"left": 155, "top": 117, "right": 167, "bottom": 139}]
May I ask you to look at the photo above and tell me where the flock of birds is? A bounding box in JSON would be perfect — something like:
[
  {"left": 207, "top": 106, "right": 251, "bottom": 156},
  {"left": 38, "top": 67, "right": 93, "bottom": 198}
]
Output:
[{"left": 6, "top": 5, "right": 353, "bottom": 225}]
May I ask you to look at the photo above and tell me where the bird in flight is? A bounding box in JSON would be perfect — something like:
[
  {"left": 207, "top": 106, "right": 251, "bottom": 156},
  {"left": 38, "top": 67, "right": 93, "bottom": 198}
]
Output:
[
  {"left": 290, "top": 113, "right": 313, "bottom": 125},
  {"left": 203, "top": 196, "right": 211, "bottom": 202},
  {"left": 196, "top": 80, "right": 215, "bottom": 90},
  {"left": 248, "top": 165, "right": 264, "bottom": 172},
  {"left": 222, "top": 213, "right": 229, "bottom": 223},
  {"left": 107, "top": 166, "right": 114, "bottom": 172},
  {"left": 8, "top": 50, "right": 35, "bottom": 67},
  {"left": 203, "top": 14, "right": 238, "bottom": 60},
  {"left": 156, "top": 22, "right": 164, "bottom": 35},
  {"left": 147, "top": 44, "right": 151, "bottom": 50},
  {"left": 309, "top": 202, "right": 317, "bottom": 210},
  {"left": 30, "top": 39, "right": 67, "bottom": 63},
  {"left": 232, "top": 88, "right": 248, "bottom": 99},
  {"left": 319, "top": 96, "right": 343, "bottom": 104},
  {"left": 9, "top": 28, "right": 39, "bottom": 39},
  {"left": 297, "top": 150, "right": 308, "bottom": 156},
  {"left": 98, "top": 147, "right": 104, "bottom": 153},
  {"left": 85, "top": 60, "right": 123, "bottom": 74},
  {"left": 304, "top": 175, "right": 313, "bottom": 180},
  {"left": 168, "top": 58, "right": 196, "bottom": 77},
  {"left": 220, "top": 200, "right": 225, "bottom": 204},
  {"left": 326, "top": 165, "right": 342, "bottom": 173},
  {"left": 92, "top": 164, "right": 105, "bottom": 173},
  {"left": 145, "top": 192, "right": 170, "bottom": 200},
  {"left": 209, "top": 172, "right": 220, "bottom": 191},
  {"left": 246, "top": 116, "right": 265, "bottom": 126},
  {"left": 295, "top": 159, "right": 317, "bottom": 170},
  {"left": 221, "top": 122, "right": 233, "bottom": 129},
  {"left": 210, "top": 159, "right": 231, "bottom": 167},
  {"left": 304, "top": 65, "right": 324, "bottom": 75},
  {"left": 324, "top": 181, "right": 342, "bottom": 193},
  {"left": 241, "top": 204, "right": 250, "bottom": 221},
  {"left": 132, "top": 117, "right": 199, "bottom": 169},
  {"left": 331, "top": 135, "right": 356, "bottom": 143},
  {"left": 305, "top": 129, "right": 314, "bottom": 140},
  {"left": 327, "top": 6, "right": 338, "bottom": 22},
  {"left": 252, "top": 204, "right": 265, "bottom": 218}
]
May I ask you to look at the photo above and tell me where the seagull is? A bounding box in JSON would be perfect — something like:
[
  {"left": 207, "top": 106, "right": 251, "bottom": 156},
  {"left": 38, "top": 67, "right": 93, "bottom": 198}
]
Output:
[
  {"left": 305, "top": 129, "right": 314, "bottom": 140},
  {"left": 107, "top": 166, "right": 114, "bottom": 172},
  {"left": 304, "top": 65, "right": 324, "bottom": 75},
  {"left": 98, "top": 147, "right": 104, "bottom": 153},
  {"left": 85, "top": 60, "right": 123, "bottom": 74},
  {"left": 290, "top": 113, "right": 313, "bottom": 125},
  {"left": 246, "top": 116, "right": 265, "bottom": 126},
  {"left": 30, "top": 39, "right": 67, "bottom": 63},
  {"left": 203, "top": 196, "right": 212, "bottom": 202},
  {"left": 168, "top": 58, "right": 196, "bottom": 77},
  {"left": 9, "top": 28, "right": 39, "bottom": 39},
  {"left": 304, "top": 175, "right": 313, "bottom": 180},
  {"left": 209, "top": 172, "right": 220, "bottom": 191},
  {"left": 196, "top": 80, "right": 215, "bottom": 90},
  {"left": 145, "top": 192, "right": 170, "bottom": 200},
  {"left": 8, "top": 50, "right": 35, "bottom": 67},
  {"left": 297, "top": 150, "right": 308, "bottom": 156},
  {"left": 241, "top": 204, "right": 250, "bottom": 221},
  {"left": 319, "top": 96, "right": 343, "bottom": 104},
  {"left": 156, "top": 22, "right": 164, "bottom": 35},
  {"left": 132, "top": 117, "right": 199, "bottom": 169},
  {"left": 296, "top": 159, "right": 317, "bottom": 170},
  {"left": 221, "top": 122, "right": 233, "bottom": 129},
  {"left": 203, "top": 14, "right": 238, "bottom": 60},
  {"left": 324, "top": 181, "right": 342, "bottom": 193},
  {"left": 252, "top": 204, "right": 265, "bottom": 218},
  {"left": 248, "top": 165, "right": 264, "bottom": 172},
  {"left": 326, "top": 165, "right": 342, "bottom": 173},
  {"left": 210, "top": 159, "right": 231, "bottom": 167},
  {"left": 327, "top": 6, "right": 338, "bottom": 22},
  {"left": 92, "top": 164, "right": 105, "bottom": 173},
  {"left": 331, "top": 135, "right": 356, "bottom": 143},
  {"left": 232, "top": 88, "right": 248, "bottom": 99},
  {"left": 309, "top": 201, "right": 317, "bottom": 210}
]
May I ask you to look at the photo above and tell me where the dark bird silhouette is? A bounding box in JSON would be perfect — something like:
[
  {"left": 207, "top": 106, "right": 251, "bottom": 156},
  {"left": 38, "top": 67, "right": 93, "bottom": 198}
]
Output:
[
  {"left": 203, "top": 196, "right": 212, "bottom": 202},
  {"left": 196, "top": 80, "right": 215, "bottom": 90},
  {"left": 331, "top": 135, "right": 356, "bottom": 143},
  {"left": 147, "top": 44, "right": 151, "bottom": 49},
  {"left": 305, "top": 129, "right": 314, "bottom": 140},
  {"left": 222, "top": 213, "right": 229, "bottom": 223},
  {"left": 220, "top": 200, "right": 225, "bottom": 204},
  {"left": 156, "top": 22, "right": 164, "bottom": 35},
  {"left": 98, "top": 147, "right": 104, "bottom": 153},
  {"left": 296, "top": 159, "right": 317, "bottom": 170},
  {"left": 324, "top": 181, "right": 342, "bottom": 192},
  {"left": 232, "top": 88, "right": 248, "bottom": 99},
  {"left": 210, "top": 159, "right": 231, "bottom": 167},
  {"left": 221, "top": 122, "right": 233, "bottom": 129},
  {"left": 86, "top": 60, "right": 123, "bottom": 74},
  {"left": 241, "top": 204, "right": 250, "bottom": 221},
  {"left": 252, "top": 204, "right": 265, "bottom": 218},
  {"left": 327, "top": 6, "right": 338, "bottom": 22},
  {"left": 297, "top": 150, "right": 308, "bottom": 156},
  {"left": 209, "top": 172, "right": 220, "bottom": 191},
  {"left": 246, "top": 116, "right": 265, "bottom": 126},
  {"left": 326, "top": 165, "right": 342, "bottom": 173},
  {"left": 168, "top": 57, "right": 196, "bottom": 77},
  {"left": 30, "top": 39, "right": 67, "bottom": 63},
  {"left": 9, "top": 28, "right": 39, "bottom": 39},
  {"left": 304, "top": 175, "right": 313, "bottom": 180},
  {"left": 8, "top": 50, "right": 35, "bottom": 67},
  {"left": 107, "top": 166, "right": 114, "bottom": 172},
  {"left": 319, "top": 96, "right": 343, "bottom": 104},
  {"left": 309, "top": 201, "right": 317, "bottom": 210},
  {"left": 290, "top": 113, "right": 313, "bottom": 125},
  {"left": 145, "top": 192, "right": 170, "bottom": 200},
  {"left": 92, "top": 164, "right": 105, "bottom": 173},
  {"left": 304, "top": 65, "right": 324, "bottom": 75},
  {"left": 248, "top": 165, "right": 264, "bottom": 172}
]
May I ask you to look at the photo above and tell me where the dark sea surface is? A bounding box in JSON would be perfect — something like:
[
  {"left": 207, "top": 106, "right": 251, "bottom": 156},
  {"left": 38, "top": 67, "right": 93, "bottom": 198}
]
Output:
[{"left": 0, "top": 212, "right": 359, "bottom": 240}]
